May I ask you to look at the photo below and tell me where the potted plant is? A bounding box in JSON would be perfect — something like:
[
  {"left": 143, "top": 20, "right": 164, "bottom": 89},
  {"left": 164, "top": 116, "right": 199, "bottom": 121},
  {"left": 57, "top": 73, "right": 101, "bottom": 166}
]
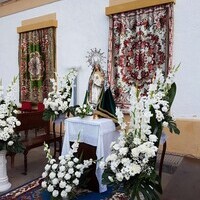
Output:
[
  {"left": 75, "top": 104, "right": 93, "bottom": 119},
  {"left": 41, "top": 136, "right": 94, "bottom": 200},
  {"left": 43, "top": 69, "right": 78, "bottom": 122},
  {"left": 101, "top": 65, "right": 180, "bottom": 200},
  {"left": 0, "top": 76, "right": 24, "bottom": 192}
]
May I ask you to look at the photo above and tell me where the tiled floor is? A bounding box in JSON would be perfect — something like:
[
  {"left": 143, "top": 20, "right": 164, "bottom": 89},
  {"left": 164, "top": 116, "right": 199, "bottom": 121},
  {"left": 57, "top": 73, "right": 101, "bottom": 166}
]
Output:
[{"left": 1, "top": 140, "right": 200, "bottom": 200}]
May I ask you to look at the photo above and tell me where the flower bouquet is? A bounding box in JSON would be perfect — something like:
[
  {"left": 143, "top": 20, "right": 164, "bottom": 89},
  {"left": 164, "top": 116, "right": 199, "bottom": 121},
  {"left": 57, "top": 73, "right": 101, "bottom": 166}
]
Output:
[
  {"left": 43, "top": 69, "right": 78, "bottom": 121},
  {"left": 75, "top": 104, "right": 93, "bottom": 119},
  {"left": 41, "top": 138, "right": 93, "bottom": 200},
  {"left": 101, "top": 66, "right": 180, "bottom": 200},
  {"left": 0, "top": 77, "right": 24, "bottom": 153}
]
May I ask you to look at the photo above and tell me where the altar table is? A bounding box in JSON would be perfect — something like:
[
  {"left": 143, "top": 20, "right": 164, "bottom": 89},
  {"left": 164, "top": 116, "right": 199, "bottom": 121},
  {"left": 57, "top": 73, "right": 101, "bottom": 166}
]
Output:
[{"left": 61, "top": 117, "right": 119, "bottom": 193}]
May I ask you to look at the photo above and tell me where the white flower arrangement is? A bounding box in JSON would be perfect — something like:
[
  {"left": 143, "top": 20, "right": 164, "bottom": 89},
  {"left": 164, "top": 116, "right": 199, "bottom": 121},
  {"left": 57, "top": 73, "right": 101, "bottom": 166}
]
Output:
[
  {"left": 101, "top": 65, "right": 180, "bottom": 199},
  {"left": 41, "top": 138, "right": 93, "bottom": 199},
  {"left": 75, "top": 104, "right": 93, "bottom": 119},
  {"left": 0, "top": 77, "right": 24, "bottom": 153},
  {"left": 43, "top": 69, "right": 78, "bottom": 121}
]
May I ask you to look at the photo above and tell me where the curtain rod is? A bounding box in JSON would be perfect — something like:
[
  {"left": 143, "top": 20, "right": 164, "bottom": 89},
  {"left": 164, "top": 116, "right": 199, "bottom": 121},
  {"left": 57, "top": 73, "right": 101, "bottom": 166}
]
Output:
[
  {"left": 105, "top": 0, "right": 176, "bottom": 15},
  {"left": 17, "top": 19, "right": 57, "bottom": 33}
]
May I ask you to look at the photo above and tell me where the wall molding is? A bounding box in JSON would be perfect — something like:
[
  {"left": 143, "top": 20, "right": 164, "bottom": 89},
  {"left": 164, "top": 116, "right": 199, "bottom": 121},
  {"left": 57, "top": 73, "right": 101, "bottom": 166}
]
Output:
[
  {"left": 0, "top": 0, "right": 60, "bottom": 18},
  {"left": 106, "top": 0, "right": 176, "bottom": 15},
  {"left": 17, "top": 13, "right": 57, "bottom": 33}
]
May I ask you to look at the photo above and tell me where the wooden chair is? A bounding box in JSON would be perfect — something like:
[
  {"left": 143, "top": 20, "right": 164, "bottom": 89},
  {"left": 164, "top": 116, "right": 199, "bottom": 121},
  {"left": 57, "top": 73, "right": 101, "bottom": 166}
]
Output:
[
  {"left": 157, "top": 132, "right": 167, "bottom": 180},
  {"left": 9, "top": 111, "right": 63, "bottom": 175},
  {"left": 20, "top": 101, "right": 32, "bottom": 112}
]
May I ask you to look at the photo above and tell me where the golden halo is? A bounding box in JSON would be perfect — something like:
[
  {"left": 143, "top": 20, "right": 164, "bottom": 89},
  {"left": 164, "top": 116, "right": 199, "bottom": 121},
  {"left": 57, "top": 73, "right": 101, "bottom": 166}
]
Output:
[{"left": 86, "top": 48, "right": 106, "bottom": 67}]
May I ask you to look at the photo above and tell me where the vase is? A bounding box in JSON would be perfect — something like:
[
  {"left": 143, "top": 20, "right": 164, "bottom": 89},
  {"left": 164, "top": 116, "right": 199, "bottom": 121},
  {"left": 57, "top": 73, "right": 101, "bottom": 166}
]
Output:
[
  {"left": 0, "top": 150, "right": 11, "bottom": 192},
  {"left": 82, "top": 116, "right": 93, "bottom": 120},
  {"left": 55, "top": 113, "right": 66, "bottom": 124}
]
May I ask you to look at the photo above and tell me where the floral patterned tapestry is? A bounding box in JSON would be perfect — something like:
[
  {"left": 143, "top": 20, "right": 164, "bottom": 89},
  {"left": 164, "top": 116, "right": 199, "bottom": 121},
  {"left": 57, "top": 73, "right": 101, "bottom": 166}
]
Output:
[
  {"left": 107, "top": 3, "right": 174, "bottom": 111},
  {"left": 18, "top": 27, "right": 56, "bottom": 103}
]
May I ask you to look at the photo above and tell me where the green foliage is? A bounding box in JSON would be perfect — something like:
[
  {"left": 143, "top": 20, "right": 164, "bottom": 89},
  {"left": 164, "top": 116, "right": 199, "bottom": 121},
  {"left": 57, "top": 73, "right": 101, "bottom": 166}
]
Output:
[
  {"left": 164, "top": 82, "right": 180, "bottom": 135},
  {"left": 167, "top": 83, "right": 176, "bottom": 109},
  {"left": 164, "top": 114, "right": 180, "bottom": 134},
  {"left": 42, "top": 109, "right": 57, "bottom": 121},
  {"left": 67, "top": 105, "right": 80, "bottom": 117},
  {"left": 6, "top": 139, "right": 25, "bottom": 153},
  {"left": 42, "top": 105, "right": 81, "bottom": 121},
  {"left": 102, "top": 169, "right": 162, "bottom": 200}
]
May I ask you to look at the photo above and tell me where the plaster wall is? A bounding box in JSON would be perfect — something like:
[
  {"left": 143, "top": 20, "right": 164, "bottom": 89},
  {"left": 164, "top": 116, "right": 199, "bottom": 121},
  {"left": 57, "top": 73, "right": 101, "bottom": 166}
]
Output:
[{"left": 0, "top": 0, "right": 109, "bottom": 106}]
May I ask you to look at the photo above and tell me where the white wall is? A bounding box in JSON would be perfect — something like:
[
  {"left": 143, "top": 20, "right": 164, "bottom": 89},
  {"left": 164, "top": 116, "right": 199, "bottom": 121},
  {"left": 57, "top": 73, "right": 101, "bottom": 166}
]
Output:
[
  {"left": 173, "top": 0, "right": 200, "bottom": 118},
  {"left": 0, "top": 0, "right": 199, "bottom": 119},
  {"left": 0, "top": 0, "right": 109, "bottom": 105}
]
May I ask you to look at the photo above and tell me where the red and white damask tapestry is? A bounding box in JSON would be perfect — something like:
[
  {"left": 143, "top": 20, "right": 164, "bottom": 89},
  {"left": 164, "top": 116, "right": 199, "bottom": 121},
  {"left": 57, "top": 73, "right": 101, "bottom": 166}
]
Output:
[
  {"left": 18, "top": 27, "right": 56, "bottom": 103},
  {"left": 107, "top": 3, "right": 174, "bottom": 111}
]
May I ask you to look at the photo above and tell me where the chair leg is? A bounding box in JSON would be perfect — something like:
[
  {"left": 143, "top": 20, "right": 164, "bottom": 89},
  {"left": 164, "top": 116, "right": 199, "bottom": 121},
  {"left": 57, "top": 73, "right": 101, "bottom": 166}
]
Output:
[
  {"left": 35, "top": 128, "right": 38, "bottom": 137},
  {"left": 23, "top": 151, "right": 28, "bottom": 175},
  {"left": 159, "top": 141, "right": 167, "bottom": 179},
  {"left": 59, "top": 139, "right": 62, "bottom": 155},
  {"left": 53, "top": 122, "right": 57, "bottom": 158}
]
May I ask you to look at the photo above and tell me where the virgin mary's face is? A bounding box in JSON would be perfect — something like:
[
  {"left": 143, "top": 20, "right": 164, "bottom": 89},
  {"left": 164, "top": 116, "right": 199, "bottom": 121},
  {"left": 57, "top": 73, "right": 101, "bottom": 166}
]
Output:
[
  {"left": 94, "top": 64, "right": 100, "bottom": 71},
  {"left": 92, "top": 55, "right": 100, "bottom": 63}
]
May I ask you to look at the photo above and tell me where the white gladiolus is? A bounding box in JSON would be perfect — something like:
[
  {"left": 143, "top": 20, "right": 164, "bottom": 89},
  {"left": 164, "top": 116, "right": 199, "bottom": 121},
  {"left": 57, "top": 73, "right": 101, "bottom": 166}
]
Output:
[
  {"left": 75, "top": 171, "right": 81, "bottom": 178},
  {"left": 0, "top": 77, "right": 23, "bottom": 152},
  {"left": 57, "top": 172, "right": 65, "bottom": 178},
  {"left": 52, "top": 178, "right": 59, "bottom": 185},
  {"left": 7, "top": 141, "right": 14, "bottom": 146},
  {"left": 47, "top": 185, "right": 54, "bottom": 192},
  {"left": 75, "top": 103, "right": 93, "bottom": 118},
  {"left": 108, "top": 176, "right": 114, "bottom": 182},
  {"left": 73, "top": 157, "right": 79, "bottom": 163},
  {"left": 99, "top": 161, "right": 105, "bottom": 169},
  {"left": 163, "top": 121, "right": 168, "bottom": 127},
  {"left": 44, "top": 164, "right": 51, "bottom": 171},
  {"left": 42, "top": 172, "right": 48, "bottom": 178},
  {"left": 41, "top": 181, "right": 47, "bottom": 188},
  {"left": 16, "top": 121, "right": 21, "bottom": 126},
  {"left": 68, "top": 168, "right": 74, "bottom": 174},
  {"left": 61, "top": 190, "right": 68, "bottom": 198},
  {"left": 52, "top": 163, "right": 58, "bottom": 170},
  {"left": 49, "top": 172, "right": 56, "bottom": 179},
  {"left": 73, "top": 178, "right": 79, "bottom": 186},
  {"left": 64, "top": 173, "right": 71, "bottom": 180},
  {"left": 65, "top": 185, "right": 72, "bottom": 192},
  {"left": 102, "top": 66, "right": 179, "bottom": 191},
  {"left": 149, "top": 134, "right": 158, "bottom": 142},
  {"left": 59, "top": 180, "right": 66, "bottom": 188},
  {"left": 116, "top": 172, "right": 123, "bottom": 182},
  {"left": 42, "top": 139, "right": 94, "bottom": 199},
  {"left": 68, "top": 161, "right": 74, "bottom": 167},
  {"left": 52, "top": 190, "right": 59, "bottom": 197},
  {"left": 50, "top": 159, "right": 56, "bottom": 165},
  {"left": 43, "top": 69, "right": 78, "bottom": 120},
  {"left": 119, "top": 147, "right": 128, "bottom": 156},
  {"left": 59, "top": 165, "right": 66, "bottom": 172}
]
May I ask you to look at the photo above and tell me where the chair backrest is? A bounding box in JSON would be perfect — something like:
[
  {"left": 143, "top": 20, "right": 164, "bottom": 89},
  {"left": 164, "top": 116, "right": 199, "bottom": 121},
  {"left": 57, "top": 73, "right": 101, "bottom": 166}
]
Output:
[
  {"left": 37, "top": 102, "right": 45, "bottom": 111},
  {"left": 21, "top": 101, "right": 32, "bottom": 112}
]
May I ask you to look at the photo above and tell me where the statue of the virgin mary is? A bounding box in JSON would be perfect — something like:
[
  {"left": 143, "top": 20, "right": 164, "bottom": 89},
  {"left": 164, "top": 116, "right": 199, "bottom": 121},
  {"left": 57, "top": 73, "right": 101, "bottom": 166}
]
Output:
[{"left": 86, "top": 48, "right": 106, "bottom": 109}]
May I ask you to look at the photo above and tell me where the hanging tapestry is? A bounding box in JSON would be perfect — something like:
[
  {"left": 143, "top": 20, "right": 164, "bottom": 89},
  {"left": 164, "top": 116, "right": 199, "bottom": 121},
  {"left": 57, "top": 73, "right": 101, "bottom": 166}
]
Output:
[
  {"left": 18, "top": 27, "right": 56, "bottom": 103},
  {"left": 107, "top": 3, "right": 174, "bottom": 111}
]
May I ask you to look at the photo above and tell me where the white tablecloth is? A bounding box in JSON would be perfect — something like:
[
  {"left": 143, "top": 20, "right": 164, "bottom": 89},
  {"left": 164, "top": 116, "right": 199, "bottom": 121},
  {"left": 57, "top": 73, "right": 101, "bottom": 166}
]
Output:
[{"left": 61, "top": 117, "right": 119, "bottom": 193}]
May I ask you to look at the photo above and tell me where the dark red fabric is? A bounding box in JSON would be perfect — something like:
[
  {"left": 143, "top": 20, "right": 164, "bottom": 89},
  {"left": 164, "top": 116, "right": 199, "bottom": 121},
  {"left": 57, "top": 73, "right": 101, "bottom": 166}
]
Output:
[
  {"left": 37, "top": 102, "right": 45, "bottom": 111},
  {"left": 21, "top": 101, "right": 32, "bottom": 111}
]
